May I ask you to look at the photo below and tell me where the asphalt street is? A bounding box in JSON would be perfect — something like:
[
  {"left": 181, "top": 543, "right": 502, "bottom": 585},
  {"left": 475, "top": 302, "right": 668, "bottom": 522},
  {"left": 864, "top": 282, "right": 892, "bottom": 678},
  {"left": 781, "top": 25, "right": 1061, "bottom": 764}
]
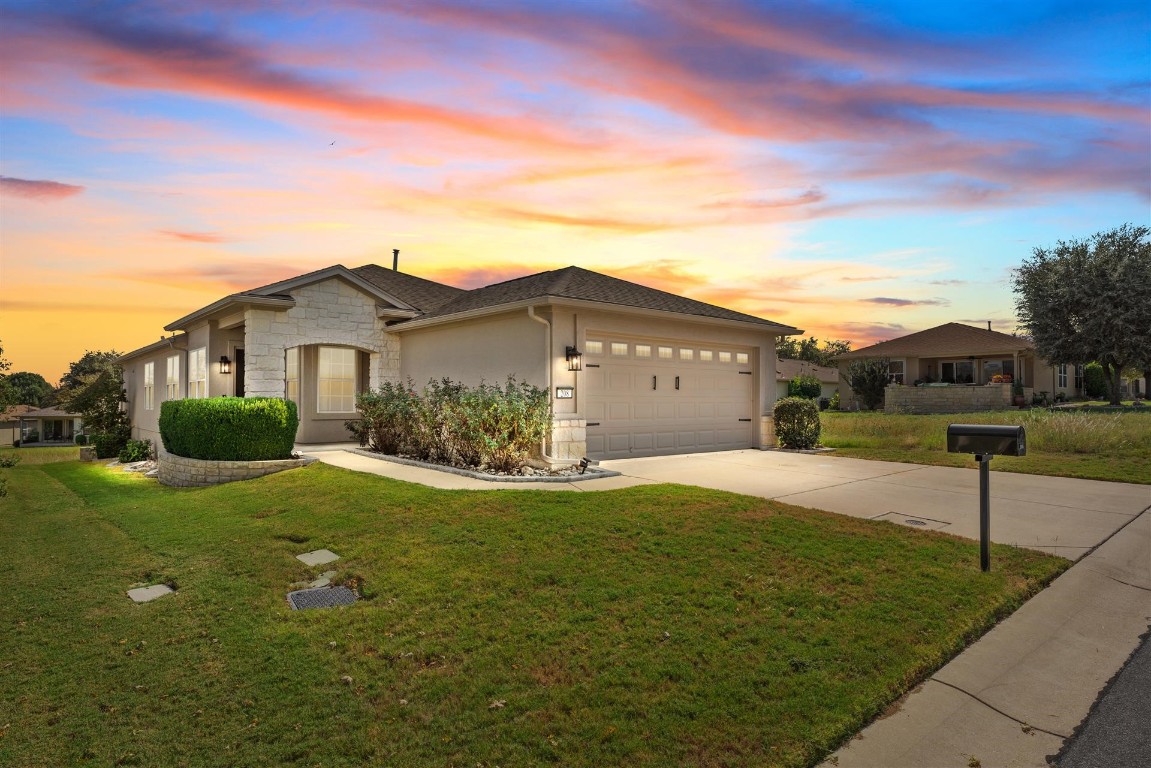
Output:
[{"left": 1056, "top": 628, "right": 1151, "bottom": 768}]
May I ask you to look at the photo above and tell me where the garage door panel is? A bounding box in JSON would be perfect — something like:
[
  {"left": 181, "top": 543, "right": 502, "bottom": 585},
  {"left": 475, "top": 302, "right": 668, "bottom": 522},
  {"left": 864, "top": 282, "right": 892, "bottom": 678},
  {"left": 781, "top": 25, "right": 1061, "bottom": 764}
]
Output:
[{"left": 584, "top": 338, "right": 755, "bottom": 459}]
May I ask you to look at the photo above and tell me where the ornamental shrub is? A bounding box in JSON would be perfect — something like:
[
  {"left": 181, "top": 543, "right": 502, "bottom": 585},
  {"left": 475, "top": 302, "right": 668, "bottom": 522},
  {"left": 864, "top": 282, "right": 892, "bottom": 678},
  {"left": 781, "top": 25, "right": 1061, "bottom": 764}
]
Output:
[
  {"left": 74, "top": 434, "right": 88, "bottom": 445},
  {"left": 91, "top": 425, "right": 131, "bottom": 459},
  {"left": 349, "top": 377, "right": 550, "bottom": 472},
  {"left": 845, "top": 358, "right": 891, "bottom": 411},
  {"left": 160, "top": 397, "right": 298, "bottom": 461},
  {"left": 1084, "top": 362, "right": 1107, "bottom": 399},
  {"left": 118, "top": 439, "right": 152, "bottom": 463},
  {"left": 787, "top": 374, "right": 823, "bottom": 399},
  {"left": 773, "top": 396, "right": 821, "bottom": 450}
]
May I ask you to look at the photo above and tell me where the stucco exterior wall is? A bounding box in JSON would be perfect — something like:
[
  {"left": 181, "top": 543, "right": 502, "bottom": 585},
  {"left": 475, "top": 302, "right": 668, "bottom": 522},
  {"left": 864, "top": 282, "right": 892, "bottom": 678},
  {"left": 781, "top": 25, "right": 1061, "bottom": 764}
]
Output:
[{"left": 399, "top": 311, "right": 547, "bottom": 389}]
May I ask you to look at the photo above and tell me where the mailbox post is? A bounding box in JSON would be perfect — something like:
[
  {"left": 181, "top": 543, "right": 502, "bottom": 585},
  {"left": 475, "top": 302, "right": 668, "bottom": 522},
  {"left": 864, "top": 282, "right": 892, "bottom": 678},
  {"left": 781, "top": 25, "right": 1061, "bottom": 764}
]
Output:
[{"left": 946, "top": 424, "right": 1027, "bottom": 572}]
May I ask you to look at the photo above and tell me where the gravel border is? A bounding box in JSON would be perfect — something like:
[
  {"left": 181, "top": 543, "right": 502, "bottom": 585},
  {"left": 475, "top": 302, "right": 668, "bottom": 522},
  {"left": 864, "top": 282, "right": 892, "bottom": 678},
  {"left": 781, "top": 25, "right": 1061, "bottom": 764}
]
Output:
[{"left": 348, "top": 448, "right": 621, "bottom": 483}]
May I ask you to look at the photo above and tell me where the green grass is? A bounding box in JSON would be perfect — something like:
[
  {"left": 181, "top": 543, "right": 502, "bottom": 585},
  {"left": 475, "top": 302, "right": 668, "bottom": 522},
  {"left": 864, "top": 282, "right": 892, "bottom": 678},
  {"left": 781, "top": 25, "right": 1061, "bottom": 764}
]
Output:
[
  {"left": 1, "top": 445, "right": 80, "bottom": 464},
  {"left": 1, "top": 456, "right": 1068, "bottom": 767},
  {"left": 821, "top": 409, "right": 1151, "bottom": 483}
]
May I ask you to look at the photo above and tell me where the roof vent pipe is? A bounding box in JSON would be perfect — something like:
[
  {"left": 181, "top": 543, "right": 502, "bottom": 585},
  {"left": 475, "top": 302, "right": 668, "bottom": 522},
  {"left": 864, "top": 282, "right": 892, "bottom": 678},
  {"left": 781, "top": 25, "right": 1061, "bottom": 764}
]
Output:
[
  {"left": 393, "top": 249, "right": 400, "bottom": 271},
  {"left": 987, "top": 321, "right": 992, "bottom": 331}
]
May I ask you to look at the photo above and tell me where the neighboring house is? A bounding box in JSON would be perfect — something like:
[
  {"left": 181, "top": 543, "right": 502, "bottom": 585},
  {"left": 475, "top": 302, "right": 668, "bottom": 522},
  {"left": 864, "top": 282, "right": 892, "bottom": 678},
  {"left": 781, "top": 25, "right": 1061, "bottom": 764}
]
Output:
[
  {"left": 119, "top": 264, "right": 801, "bottom": 460},
  {"left": 19, "top": 407, "right": 83, "bottom": 442},
  {"left": 833, "top": 322, "right": 1083, "bottom": 398},
  {"left": 0, "top": 405, "right": 36, "bottom": 446},
  {"left": 775, "top": 359, "right": 840, "bottom": 401}
]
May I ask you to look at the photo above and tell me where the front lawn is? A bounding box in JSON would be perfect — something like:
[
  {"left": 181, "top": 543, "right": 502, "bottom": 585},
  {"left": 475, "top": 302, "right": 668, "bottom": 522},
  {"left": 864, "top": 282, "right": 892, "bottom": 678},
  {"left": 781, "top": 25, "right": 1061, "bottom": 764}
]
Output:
[
  {"left": 821, "top": 409, "right": 1151, "bottom": 484},
  {"left": 1, "top": 456, "right": 1067, "bottom": 767}
]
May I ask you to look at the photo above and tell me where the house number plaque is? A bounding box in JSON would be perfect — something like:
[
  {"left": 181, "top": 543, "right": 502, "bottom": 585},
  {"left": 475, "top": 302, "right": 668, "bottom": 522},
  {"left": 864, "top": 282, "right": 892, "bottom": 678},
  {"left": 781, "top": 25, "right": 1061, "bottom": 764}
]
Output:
[{"left": 555, "top": 386, "right": 574, "bottom": 399}]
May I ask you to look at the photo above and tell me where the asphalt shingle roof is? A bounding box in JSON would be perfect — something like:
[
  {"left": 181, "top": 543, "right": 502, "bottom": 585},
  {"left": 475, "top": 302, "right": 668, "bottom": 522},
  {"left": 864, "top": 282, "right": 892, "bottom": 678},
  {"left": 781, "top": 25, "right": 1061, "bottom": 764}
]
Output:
[
  {"left": 835, "top": 322, "right": 1033, "bottom": 360},
  {"left": 351, "top": 264, "right": 466, "bottom": 313},
  {"left": 407, "top": 266, "right": 793, "bottom": 329}
]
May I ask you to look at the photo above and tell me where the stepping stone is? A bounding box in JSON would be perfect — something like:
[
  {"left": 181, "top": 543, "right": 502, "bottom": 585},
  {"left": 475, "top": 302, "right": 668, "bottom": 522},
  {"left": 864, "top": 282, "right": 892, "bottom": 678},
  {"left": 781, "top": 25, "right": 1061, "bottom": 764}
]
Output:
[
  {"left": 297, "top": 549, "right": 340, "bottom": 566},
  {"left": 287, "top": 586, "right": 358, "bottom": 610},
  {"left": 128, "top": 584, "right": 175, "bottom": 603}
]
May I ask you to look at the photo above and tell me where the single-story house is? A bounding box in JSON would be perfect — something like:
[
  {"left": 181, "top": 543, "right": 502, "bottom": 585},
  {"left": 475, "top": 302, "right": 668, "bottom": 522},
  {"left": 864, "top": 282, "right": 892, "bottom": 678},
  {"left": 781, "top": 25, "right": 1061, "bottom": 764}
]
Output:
[
  {"left": 19, "top": 407, "right": 84, "bottom": 443},
  {"left": 119, "top": 264, "right": 801, "bottom": 460},
  {"left": 0, "top": 405, "right": 36, "bottom": 446},
  {"left": 775, "top": 359, "right": 840, "bottom": 401}
]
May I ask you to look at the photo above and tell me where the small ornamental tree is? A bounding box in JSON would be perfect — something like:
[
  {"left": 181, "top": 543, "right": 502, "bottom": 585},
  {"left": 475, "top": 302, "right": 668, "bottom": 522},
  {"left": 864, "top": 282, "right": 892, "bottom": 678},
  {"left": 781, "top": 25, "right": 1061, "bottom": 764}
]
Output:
[
  {"left": 845, "top": 358, "right": 891, "bottom": 411},
  {"left": 1083, "top": 363, "right": 1107, "bottom": 399},
  {"left": 787, "top": 374, "right": 823, "bottom": 399},
  {"left": 773, "top": 397, "right": 821, "bottom": 450}
]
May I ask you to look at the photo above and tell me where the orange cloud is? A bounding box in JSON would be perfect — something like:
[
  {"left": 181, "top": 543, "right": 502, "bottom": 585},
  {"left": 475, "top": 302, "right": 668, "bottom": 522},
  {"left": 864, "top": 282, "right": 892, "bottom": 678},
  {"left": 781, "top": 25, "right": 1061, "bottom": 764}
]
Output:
[{"left": 159, "top": 230, "right": 229, "bottom": 243}]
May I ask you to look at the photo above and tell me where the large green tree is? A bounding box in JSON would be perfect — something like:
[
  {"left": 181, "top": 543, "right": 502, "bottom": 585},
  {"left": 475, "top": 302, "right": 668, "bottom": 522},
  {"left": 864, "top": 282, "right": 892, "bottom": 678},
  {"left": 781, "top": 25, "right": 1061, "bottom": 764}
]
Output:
[
  {"left": 0, "top": 340, "right": 13, "bottom": 407},
  {"left": 1012, "top": 224, "right": 1151, "bottom": 406},
  {"left": 56, "top": 350, "right": 129, "bottom": 438},
  {"left": 4, "top": 372, "right": 55, "bottom": 407},
  {"left": 776, "top": 336, "right": 853, "bottom": 368}
]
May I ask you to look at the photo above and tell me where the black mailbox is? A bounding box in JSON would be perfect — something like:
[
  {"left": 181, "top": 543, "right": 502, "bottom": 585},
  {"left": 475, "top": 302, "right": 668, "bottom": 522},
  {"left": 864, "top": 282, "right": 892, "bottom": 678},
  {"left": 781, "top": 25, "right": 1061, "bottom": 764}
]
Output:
[{"left": 946, "top": 424, "right": 1026, "bottom": 457}]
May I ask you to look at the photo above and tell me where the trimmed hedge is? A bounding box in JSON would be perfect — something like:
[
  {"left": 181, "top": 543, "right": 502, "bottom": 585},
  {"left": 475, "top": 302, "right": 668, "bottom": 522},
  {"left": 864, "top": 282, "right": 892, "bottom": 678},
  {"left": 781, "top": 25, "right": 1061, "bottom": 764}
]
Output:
[
  {"left": 773, "top": 396, "right": 821, "bottom": 450},
  {"left": 160, "top": 397, "right": 299, "bottom": 461}
]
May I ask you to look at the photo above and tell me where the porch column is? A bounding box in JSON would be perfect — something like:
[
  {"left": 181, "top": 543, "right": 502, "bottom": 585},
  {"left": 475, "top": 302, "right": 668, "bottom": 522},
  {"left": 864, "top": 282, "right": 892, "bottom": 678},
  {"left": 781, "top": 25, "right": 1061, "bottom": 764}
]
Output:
[{"left": 1014, "top": 353, "right": 1020, "bottom": 385}]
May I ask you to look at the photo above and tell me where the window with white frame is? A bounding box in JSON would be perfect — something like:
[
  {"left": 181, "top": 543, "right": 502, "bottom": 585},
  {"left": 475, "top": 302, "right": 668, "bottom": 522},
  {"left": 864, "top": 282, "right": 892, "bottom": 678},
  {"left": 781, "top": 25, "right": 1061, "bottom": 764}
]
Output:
[
  {"left": 318, "top": 347, "right": 356, "bottom": 412},
  {"left": 165, "top": 355, "right": 180, "bottom": 400},
  {"left": 144, "top": 362, "right": 154, "bottom": 411},
  {"left": 188, "top": 348, "right": 207, "bottom": 399},
  {"left": 1057, "top": 364, "right": 1067, "bottom": 388},
  {"left": 888, "top": 359, "right": 906, "bottom": 385},
  {"left": 1074, "top": 364, "right": 1084, "bottom": 391},
  {"left": 285, "top": 347, "right": 299, "bottom": 404}
]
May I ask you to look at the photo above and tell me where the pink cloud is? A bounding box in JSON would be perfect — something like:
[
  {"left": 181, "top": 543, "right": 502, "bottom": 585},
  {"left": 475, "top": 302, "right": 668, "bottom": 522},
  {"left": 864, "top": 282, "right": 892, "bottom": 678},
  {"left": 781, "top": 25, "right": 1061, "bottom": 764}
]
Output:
[
  {"left": 0, "top": 176, "right": 84, "bottom": 200},
  {"left": 159, "top": 230, "right": 229, "bottom": 244}
]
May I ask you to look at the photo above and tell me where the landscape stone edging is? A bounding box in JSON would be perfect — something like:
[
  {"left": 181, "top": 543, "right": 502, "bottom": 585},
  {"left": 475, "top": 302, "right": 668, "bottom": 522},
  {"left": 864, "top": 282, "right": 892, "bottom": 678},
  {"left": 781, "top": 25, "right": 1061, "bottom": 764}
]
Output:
[
  {"left": 157, "top": 450, "right": 316, "bottom": 487},
  {"left": 348, "top": 448, "right": 621, "bottom": 483}
]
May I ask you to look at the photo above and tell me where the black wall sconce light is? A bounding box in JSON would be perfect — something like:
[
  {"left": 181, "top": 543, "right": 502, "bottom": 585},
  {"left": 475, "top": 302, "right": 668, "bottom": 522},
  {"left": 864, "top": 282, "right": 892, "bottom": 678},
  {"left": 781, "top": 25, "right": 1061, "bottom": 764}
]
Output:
[
  {"left": 118, "top": 388, "right": 128, "bottom": 414},
  {"left": 219, "top": 355, "right": 232, "bottom": 374},
  {"left": 565, "top": 346, "right": 583, "bottom": 372}
]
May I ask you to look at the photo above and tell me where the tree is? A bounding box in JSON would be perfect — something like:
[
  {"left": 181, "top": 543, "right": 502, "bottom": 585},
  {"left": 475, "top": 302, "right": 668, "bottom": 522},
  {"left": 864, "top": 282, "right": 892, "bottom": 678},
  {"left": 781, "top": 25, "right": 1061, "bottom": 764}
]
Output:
[
  {"left": 4, "top": 372, "right": 55, "bottom": 407},
  {"left": 776, "top": 336, "right": 853, "bottom": 367},
  {"left": 56, "top": 351, "right": 129, "bottom": 449},
  {"left": 1012, "top": 224, "right": 1151, "bottom": 406},
  {"left": 0, "top": 340, "right": 13, "bottom": 407},
  {"left": 845, "top": 358, "right": 890, "bottom": 411},
  {"left": 58, "top": 350, "right": 121, "bottom": 392}
]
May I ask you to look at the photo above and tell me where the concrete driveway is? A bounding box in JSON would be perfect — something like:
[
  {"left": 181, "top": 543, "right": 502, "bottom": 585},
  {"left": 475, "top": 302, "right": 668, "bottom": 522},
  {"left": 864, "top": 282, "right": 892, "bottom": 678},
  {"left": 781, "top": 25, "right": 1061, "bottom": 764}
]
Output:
[{"left": 601, "top": 450, "right": 1150, "bottom": 561}]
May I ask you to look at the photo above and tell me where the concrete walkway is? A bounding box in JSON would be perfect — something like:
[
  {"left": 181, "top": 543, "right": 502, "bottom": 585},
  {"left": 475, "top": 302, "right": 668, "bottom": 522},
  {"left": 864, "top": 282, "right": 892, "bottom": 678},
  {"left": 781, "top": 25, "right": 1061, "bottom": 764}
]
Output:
[{"left": 301, "top": 446, "right": 1150, "bottom": 767}]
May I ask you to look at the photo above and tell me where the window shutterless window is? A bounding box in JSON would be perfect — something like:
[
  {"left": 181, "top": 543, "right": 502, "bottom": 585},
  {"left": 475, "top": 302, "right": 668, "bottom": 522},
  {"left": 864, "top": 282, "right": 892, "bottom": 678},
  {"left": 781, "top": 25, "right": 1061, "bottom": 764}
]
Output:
[
  {"left": 888, "top": 360, "right": 905, "bottom": 385},
  {"left": 318, "top": 347, "right": 356, "bottom": 412},
  {"left": 165, "top": 356, "right": 180, "bottom": 400},
  {"left": 188, "top": 348, "right": 207, "bottom": 399},
  {"left": 285, "top": 347, "right": 299, "bottom": 404},
  {"left": 1057, "top": 364, "right": 1067, "bottom": 388},
  {"left": 144, "top": 362, "right": 154, "bottom": 411}
]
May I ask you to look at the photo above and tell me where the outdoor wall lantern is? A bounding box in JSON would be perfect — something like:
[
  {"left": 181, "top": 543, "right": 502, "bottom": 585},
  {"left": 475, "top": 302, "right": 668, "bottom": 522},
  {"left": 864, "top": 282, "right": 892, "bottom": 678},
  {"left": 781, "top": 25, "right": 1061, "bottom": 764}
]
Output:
[
  {"left": 118, "top": 388, "right": 128, "bottom": 414},
  {"left": 219, "top": 355, "right": 232, "bottom": 374},
  {"left": 565, "top": 346, "right": 583, "bottom": 372}
]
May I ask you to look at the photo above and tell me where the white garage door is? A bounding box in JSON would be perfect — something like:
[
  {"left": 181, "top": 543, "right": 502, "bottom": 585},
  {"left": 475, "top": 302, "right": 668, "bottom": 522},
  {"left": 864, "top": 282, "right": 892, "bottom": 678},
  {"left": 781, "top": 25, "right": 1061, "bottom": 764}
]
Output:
[{"left": 583, "top": 337, "right": 755, "bottom": 459}]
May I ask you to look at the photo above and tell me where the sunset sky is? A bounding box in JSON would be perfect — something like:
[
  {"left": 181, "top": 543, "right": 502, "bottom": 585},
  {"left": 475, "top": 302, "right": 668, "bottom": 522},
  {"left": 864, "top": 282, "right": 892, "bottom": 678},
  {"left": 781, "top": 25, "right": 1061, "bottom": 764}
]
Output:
[{"left": 1, "top": 0, "right": 1148, "bottom": 383}]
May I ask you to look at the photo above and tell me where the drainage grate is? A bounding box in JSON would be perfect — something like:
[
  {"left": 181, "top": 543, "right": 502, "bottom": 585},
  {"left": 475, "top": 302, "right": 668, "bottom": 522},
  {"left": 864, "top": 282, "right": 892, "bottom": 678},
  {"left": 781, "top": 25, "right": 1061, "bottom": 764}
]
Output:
[
  {"left": 287, "top": 586, "right": 358, "bottom": 610},
  {"left": 904, "top": 519, "right": 927, "bottom": 526}
]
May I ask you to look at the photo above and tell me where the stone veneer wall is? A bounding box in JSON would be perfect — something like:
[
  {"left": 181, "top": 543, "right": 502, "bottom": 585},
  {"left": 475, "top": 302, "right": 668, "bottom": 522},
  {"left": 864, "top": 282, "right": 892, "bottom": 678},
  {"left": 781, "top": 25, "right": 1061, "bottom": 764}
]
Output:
[
  {"left": 548, "top": 416, "right": 587, "bottom": 462},
  {"left": 244, "top": 278, "right": 401, "bottom": 398},
  {"left": 885, "top": 384, "right": 1019, "bottom": 414},
  {"left": 759, "top": 415, "right": 777, "bottom": 448},
  {"left": 158, "top": 450, "right": 316, "bottom": 487}
]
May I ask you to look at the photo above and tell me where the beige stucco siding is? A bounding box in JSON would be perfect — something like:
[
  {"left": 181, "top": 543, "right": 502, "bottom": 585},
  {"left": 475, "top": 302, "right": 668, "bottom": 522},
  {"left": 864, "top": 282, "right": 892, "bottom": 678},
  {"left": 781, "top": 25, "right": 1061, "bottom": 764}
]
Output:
[{"left": 399, "top": 311, "right": 547, "bottom": 390}]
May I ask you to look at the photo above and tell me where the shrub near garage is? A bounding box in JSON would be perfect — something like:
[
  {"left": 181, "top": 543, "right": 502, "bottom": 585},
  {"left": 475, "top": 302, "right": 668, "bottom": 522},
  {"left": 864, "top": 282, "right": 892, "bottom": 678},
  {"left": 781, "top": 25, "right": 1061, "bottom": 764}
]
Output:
[
  {"left": 774, "top": 396, "right": 822, "bottom": 449},
  {"left": 160, "top": 397, "right": 299, "bottom": 460},
  {"left": 787, "top": 374, "right": 823, "bottom": 399}
]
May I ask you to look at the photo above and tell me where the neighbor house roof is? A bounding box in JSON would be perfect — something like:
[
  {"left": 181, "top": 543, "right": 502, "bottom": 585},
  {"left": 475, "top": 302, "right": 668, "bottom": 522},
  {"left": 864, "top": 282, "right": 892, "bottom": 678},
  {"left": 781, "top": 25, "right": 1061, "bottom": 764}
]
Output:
[
  {"left": 397, "top": 266, "right": 800, "bottom": 333},
  {"left": 0, "top": 404, "right": 37, "bottom": 422},
  {"left": 776, "top": 359, "right": 840, "bottom": 383},
  {"left": 835, "top": 322, "right": 1033, "bottom": 360},
  {"left": 22, "top": 407, "right": 81, "bottom": 419}
]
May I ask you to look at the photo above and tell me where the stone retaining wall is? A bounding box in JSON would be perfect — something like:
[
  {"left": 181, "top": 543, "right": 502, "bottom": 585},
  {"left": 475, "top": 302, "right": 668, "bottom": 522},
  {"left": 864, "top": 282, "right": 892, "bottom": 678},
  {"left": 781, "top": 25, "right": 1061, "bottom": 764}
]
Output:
[
  {"left": 884, "top": 383, "right": 1027, "bottom": 414},
  {"left": 548, "top": 416, "right": 587, "bottom": 461},
  {"left": 158, "top": 450, "right": 315, "bottom": 487}
]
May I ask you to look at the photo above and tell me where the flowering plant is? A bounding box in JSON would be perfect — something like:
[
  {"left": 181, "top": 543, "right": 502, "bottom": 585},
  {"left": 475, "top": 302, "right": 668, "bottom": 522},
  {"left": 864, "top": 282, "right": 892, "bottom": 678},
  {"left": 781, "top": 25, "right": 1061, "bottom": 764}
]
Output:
[{"left": 991, "top": 374, "right": 1013, "bottom": 383}]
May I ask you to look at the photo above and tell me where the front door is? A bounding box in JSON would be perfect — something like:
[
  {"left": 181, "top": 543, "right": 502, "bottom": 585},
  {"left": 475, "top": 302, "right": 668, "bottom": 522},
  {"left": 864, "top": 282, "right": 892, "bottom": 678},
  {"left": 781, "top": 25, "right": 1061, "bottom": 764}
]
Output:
[{"left": 234, "top": 348, "right": 245, "bottom": 397}]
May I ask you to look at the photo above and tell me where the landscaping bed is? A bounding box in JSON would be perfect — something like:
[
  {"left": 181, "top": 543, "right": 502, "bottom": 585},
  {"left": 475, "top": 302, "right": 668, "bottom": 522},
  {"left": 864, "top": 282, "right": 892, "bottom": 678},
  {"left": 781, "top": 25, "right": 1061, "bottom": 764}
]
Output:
[
  {"left": 350, "top": 448, "right": 619, "bottom": 482},
  {"left": 1, "top": 454, "right": 1068, "bottom": 767}
]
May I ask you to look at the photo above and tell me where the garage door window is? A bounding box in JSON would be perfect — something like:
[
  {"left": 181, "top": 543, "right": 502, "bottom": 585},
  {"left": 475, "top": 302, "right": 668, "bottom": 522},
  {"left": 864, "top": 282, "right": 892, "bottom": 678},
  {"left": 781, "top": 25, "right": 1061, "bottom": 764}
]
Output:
[
  {"left": 719, "top": 351, "right": 732, "bottom": 363},
  {"left": 679, "top": 348, "right": 694, "bottom": 361},
  {"left": 586, "top": 341, "right": 603, "bottom": 355},
  {"left": 635, "top": 344, "right": 651, "bottom": 358},
  {"left": 700, "top": 350, "right": 713, "bottom": 362},
  {"left": 658, "top": 346, "right": 673, "bottom": 359},
  {"left": 736, "top": 352, "right": 749, "bottom": 364},
  {"left": 611, "top": 342, "right": 629, "bottom": 356}
]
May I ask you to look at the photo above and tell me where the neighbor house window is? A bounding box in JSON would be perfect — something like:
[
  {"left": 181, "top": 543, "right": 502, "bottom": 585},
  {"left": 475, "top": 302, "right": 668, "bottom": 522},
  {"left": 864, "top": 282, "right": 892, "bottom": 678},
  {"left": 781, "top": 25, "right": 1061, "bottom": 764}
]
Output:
[
  {"left": 941, "top": 361, "right": 974, "bottom": 384},
  {"left": 1074, "top": 365, "right": 1084, "bottom": 391},
  {"left": 144, "top": 362, "right": 154, "bottom": 411},
  {"left": 165, "top": 356, "right": 180, "bottom": 400},
  {"left": 285, "top": 347, "right": 299, "bottom": 404},
  {"left": 982, "top": 359, "right": 1015, "bottom": 382},
  {"left": 888, "top": 360, "right": 905, "bottom": 385},
  {"left": 1057, "top": 364, "right": 1068, "bottom": 388},
  {"left": 635, "top": 344, "right": 651, "bottom": 358},
  {"left": 318, "top": 346, "right": 356, "bottom": 413},
  {"left": 188, "top": 348, "right": 207, "bottom": 399}
]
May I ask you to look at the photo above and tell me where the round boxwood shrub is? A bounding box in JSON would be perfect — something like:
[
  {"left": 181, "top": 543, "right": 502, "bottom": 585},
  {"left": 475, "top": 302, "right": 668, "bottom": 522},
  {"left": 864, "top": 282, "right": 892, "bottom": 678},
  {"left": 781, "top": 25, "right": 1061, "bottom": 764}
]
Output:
[
  {"left": 773, "top": 396, "right": 821, "bottom": 450},
  {"left": 787, "top": 374, "right": 823, "bottom": 400},
  {"left": 160, "top": 397, "right": 299, "bottom": 461}
]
